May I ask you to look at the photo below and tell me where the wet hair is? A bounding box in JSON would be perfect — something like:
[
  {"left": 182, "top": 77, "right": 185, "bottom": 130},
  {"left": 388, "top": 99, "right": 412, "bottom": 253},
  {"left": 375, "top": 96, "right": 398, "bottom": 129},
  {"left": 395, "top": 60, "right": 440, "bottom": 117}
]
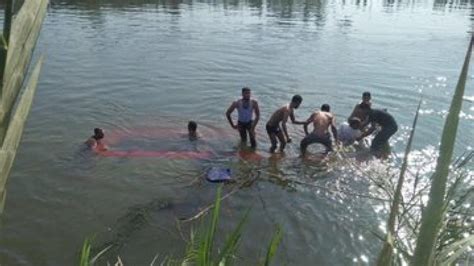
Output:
[
  {"left": 242, "top": 87, "right": 251, "bottom": 93},
  {"left": 362, "top": 91, "right": 371, "bottom": 98},
  {"left": 291, "top": 94, "right": 303, "bottom": 104},
  {"left": 188, "top": 121, "right": 197, "bottom": 132},
  {"left": 93, "top": 128, "right": 104, "bottom": 140},
  {"left": 321, "top": 104, "right": 330, "bottom": 112}
]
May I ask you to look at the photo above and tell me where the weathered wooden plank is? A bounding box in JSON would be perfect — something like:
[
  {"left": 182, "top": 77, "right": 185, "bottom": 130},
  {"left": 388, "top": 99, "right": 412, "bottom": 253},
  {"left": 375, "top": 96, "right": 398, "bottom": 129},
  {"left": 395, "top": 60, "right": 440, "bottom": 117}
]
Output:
[
  {"left": 0, "top": 0, "right": 48, "bottom": 143},
  {"left": 4, "top": 0, "right": 46, "bottom": 82},
  {"left": 0, "top": 0, "right": 13, "bottom": 83},
  {"left": 0, "top": 57, "right": 43, "bottom": 212},
  {"left": 0, "top": 151, "right": 13, "bottom": 190},
  {"left": 2, "top": 57, "right": 43, "bottom": 152}
]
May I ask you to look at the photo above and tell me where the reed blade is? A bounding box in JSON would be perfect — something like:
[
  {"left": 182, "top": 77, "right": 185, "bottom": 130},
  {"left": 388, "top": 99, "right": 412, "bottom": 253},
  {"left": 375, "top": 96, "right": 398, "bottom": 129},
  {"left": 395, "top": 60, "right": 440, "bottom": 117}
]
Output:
[{"left": 411, "top": 36, "right": 473, "bottom": 266}]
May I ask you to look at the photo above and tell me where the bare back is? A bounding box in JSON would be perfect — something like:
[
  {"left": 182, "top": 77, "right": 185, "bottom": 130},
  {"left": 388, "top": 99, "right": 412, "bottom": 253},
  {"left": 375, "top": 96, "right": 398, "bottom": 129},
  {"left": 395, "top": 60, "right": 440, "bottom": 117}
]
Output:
[
  {"left": 311, "top": 111, "right": 334, "bottom": 136},
  {"left": 267, "top": 105, "right": 291, "bottom": 127}
]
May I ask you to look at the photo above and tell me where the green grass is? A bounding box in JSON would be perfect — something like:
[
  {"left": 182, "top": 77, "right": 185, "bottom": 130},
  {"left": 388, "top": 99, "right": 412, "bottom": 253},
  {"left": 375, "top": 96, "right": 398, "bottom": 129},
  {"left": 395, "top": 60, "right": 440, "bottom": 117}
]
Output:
[{"left": 80, "top": 186, "right": 283, "bottom": 265}]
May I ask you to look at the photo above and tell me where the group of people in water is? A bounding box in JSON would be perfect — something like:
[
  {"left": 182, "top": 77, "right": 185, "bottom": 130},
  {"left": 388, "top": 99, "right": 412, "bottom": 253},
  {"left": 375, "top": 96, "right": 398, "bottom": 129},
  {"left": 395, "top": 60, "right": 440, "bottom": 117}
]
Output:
[
  {"left": 87, "top": 87, "right": 398, "bottom": 158},
  {"left": 225, "top": 87, "right": 398, "bottom": 157}
]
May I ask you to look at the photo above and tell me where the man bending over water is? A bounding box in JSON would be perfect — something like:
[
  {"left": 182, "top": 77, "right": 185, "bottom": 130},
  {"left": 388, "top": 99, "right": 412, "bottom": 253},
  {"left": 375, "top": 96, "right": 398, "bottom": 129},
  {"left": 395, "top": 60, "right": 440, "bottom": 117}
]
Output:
[
  {"left": 356, "top": 104, "right": 398, "bottom": 157},
  {"left": 349, "top": 91, "right": 372, "bottom": 125},
  {"left": 266, "top": 95, "right": 304, "bottom": 153},
  {"left": 85, "top": 128, "right": 107, "bottom": 151},
  {"left": 301, "top": 104, "right": 338, "bottom": 155},
  {"left": 226, "top": 87, "right": 260, "bottom": 148}
]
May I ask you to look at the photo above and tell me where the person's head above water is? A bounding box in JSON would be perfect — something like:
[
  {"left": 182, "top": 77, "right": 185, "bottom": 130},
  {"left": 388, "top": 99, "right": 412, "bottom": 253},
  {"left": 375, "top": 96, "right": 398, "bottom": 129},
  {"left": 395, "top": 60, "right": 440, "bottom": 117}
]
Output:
[
  {"left": 321, "top": 104, "right": 330, "bottom": 112},
  {"left": 93, "top": 128, "right": 104, "bottom": 140},
  {"left": 241, "top": 87, "right": 251, "bottom": 100},
  {"left": 348, "top": 117, "right": 361, "bottom": 129},
  {"left": 362, "top": 91, "right": 371, "bottom": 104},
  {"left": 188, "top": 121, "right": 197, "bottom": 134},
  {"left": 290, "top": 94, "right": 303, "bottom": 109}
]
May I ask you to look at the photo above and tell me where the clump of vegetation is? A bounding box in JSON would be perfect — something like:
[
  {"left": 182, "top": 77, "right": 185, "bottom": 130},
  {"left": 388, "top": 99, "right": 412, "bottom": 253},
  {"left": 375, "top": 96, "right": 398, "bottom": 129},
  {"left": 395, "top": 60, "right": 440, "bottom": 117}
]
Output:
[
  {"left": 79, "top": 186, "right": 283, "bottom": 265},
  {"left": 374, "top": 36, "right": 473, "bottom": 265}
]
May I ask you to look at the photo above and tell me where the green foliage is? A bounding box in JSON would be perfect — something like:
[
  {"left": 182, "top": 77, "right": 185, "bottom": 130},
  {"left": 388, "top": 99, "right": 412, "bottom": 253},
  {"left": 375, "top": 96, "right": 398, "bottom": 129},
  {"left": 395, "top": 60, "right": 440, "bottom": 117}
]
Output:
[
  {"left": 411, "top": 36, "right": 473, "bottom": 266},
  {"left": 79, "top": 237, "right": 92, "bottom": 266},
  {"left": 437, "top": 235, "right": 474, "bottom": 265},
  {"left": 262, "top": 225, "right": 283, "bottom": 266},
  {"left": 81, "top": 186, "right": 282, "bottom": 265},
  {"left": 216, "top": 209, "right": 250, "bottom": 264},
  {"left": 376, "top": 99, "right": 422, "bottom": 265},
  {"left": 79, "top": 237, "right": 112, "bottom": 266},
  {"left": 185, "top": 185, "right": 253, "bottom": 265}
]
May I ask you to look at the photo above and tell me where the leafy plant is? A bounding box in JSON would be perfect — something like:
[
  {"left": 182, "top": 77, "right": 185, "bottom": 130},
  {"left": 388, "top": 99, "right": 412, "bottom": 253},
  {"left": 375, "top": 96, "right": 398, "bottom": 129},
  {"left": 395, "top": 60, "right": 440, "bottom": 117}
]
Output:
[
  {"left": 262, "top": 225, "right": 283, "bottom": 266},
  {"left": 184, "top": 186, "right": 247, "bottom": 265},
  {"left": 411, "top": 36, "right": 473, "bottom": 266},
  {"left": 79, "top": 237, "right": 112, "bottom": 266},
  {"left": 81, "top": 186, "right": 283, "bottom": 265},
  {"left": 376, "top": 99, "right": 422, "bottom": 265}
]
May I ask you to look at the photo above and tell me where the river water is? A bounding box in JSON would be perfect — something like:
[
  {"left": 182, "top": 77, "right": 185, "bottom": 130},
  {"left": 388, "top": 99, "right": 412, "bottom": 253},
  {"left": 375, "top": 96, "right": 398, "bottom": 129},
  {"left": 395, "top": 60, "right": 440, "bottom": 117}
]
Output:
[{"left": 0, "top": 0, "right": 473, "bottom": 265}]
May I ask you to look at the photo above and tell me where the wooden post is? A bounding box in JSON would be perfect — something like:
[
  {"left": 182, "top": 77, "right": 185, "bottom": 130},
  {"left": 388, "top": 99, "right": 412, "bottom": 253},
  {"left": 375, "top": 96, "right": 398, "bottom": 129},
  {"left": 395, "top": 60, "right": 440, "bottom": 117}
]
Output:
[{"left": 0, "top": 0, "right": 14, "bottom": 85}]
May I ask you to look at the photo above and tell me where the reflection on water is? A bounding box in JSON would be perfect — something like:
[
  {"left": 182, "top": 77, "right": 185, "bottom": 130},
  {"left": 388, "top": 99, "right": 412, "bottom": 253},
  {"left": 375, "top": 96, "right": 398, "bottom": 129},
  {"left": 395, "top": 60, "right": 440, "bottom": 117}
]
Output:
[{"left": 0, "top": 0, "right": 472, "bottom": 264}]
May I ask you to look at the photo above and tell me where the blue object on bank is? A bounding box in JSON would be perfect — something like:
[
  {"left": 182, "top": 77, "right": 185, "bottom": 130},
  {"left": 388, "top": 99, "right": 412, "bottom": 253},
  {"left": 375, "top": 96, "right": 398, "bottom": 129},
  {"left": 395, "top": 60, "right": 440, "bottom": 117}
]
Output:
[{"left": 206, "top": 167, "right": 232, "bottom": 183}]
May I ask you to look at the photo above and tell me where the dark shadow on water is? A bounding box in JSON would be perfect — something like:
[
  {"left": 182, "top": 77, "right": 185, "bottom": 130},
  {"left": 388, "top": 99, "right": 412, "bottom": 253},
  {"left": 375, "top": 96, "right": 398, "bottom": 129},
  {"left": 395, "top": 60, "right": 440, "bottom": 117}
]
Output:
[
  {"left": 45, "top": 0, "right": 473, "bottom": 15},
  {"left": 47, "top": 0, "right": 330, "bottom": 23},
  {"left": 433, "top": 0, "right": 472, "bottom": 11},
  {"left": 92, "top": 186, "right": 214, "bottom": 262},
  {"left": 93, "top": 198, "right": 174, "bottom": 261}
]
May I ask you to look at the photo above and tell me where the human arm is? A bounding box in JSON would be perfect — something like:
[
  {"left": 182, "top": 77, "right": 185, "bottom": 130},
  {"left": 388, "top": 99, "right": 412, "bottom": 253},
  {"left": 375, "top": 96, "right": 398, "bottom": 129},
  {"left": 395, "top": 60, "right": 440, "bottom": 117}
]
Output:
[
  {"left": 251, "top": 100, "right": 260, "bottom": 131},
  {"left": 289, "top": 109, "right": 305, "bottom": 125},
  {"left": 356, "top": 124, "right": 376, "bottom": 141},
  {"left": 225, "top": 101, "right": 238, "bottom": 129},
  {"left": 330, "top": 116, "right": 339, "bottom": 145},
  {"left": 303, "top": 114, "right": 314, "bottom": 136},
  {"left": 282, "top": 111, "right": 291, "bottom": 142}
]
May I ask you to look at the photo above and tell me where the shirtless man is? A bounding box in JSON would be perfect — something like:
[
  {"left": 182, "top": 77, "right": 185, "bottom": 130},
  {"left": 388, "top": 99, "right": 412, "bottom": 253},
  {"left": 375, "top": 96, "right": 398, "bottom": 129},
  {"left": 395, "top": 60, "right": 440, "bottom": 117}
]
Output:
[
  {"left": 85, "top": 128, "right": 107, "bottom": 151},
  {"left": 300, "top": 104, "right": 338, "bottom": 155},
  {"left": 226, "top": 87, "right": 260, "bottom": 148},
  {"left": 266, "top": 95, "right": 304, "bottom": 153},
  {"left": 356, "top": 106, "right": 398, "bottom": 157},
  {"left": 349, "top": 91, "right": 372, "bottom": 124}
]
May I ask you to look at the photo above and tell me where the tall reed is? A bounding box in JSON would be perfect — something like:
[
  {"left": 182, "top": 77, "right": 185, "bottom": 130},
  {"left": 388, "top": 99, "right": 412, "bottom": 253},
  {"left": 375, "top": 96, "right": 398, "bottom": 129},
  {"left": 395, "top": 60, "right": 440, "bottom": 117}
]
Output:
[
  {"left": 411, "top": 36, "right": 473, "bottom": 266},
  {"left": 376, "top": 99, "right": 422, "bottom": 265},
  {"left": 80, "top": 186, "right": 283, "bottom": 265}
]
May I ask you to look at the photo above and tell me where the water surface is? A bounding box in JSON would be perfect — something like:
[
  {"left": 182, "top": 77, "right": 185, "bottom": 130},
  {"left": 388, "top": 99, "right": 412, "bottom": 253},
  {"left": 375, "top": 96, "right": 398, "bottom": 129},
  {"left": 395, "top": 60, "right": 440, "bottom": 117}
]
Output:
[{"left": 0, "top": 0, "right": 473, "bottom": 264}]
